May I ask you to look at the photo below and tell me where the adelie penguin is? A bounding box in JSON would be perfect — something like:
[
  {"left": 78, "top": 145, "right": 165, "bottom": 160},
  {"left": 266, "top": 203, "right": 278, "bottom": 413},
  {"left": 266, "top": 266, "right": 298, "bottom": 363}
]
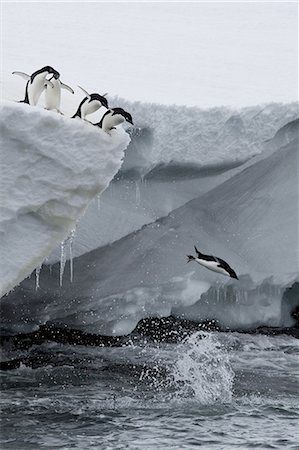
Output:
[
  {"left": 187, "top": 246, "right": 239, "bottom": 280},
  {"left": 44, "top": 75, "right": 74, "bottom": 113},
  {"left": 95, "top": 108, "right": 134, "bottom": 133},
  {"left": 12, "top": 66, "right": 60, "bottom": 106},
  {"left": 72, "top": 86, "right": 109, "bottom": 120}
]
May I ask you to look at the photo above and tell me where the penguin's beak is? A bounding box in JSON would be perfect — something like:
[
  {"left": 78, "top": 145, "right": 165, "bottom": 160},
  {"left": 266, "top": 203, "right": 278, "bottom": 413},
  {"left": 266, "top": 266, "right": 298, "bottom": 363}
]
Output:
[{"left": 128, "top": 118, "right": 134, "bottom": 125}]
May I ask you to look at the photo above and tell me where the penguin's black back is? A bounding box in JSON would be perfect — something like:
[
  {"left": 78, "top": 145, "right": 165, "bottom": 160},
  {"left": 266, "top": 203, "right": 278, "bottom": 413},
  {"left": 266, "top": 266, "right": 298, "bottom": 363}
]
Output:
[
  {"left": 97, "top": 110, "right": 111, "bottom": 128},
  {"left": 216, "top": 257, "right": 238, "bottom": 279},
  {"left": 71, "top": 97, "right": 88, "bottom": 118},
  {"left": 194, "top": 246, "right": 217, "bottom": 262},
  {"left": 19, "top": 81, "right": 30, "bottom": 104}
]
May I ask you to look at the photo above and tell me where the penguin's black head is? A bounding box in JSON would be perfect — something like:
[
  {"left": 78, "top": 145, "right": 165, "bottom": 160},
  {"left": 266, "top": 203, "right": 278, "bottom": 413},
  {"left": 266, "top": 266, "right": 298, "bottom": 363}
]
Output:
[
  {"left": 230, "top": 271, "right": 239, "bottom": 280},
  {"left": 112, "top": 108, "right": 134, "bottom": 125},
  {"left": 125, "top": 111, "right": 134, "bottom": 125},
  {"left": 90, "top": 93, "right": 109, "bottom": 109},
  {"left": 186, "top": 255, "right": 195, "bottom": 263},
  {"left": 42, "top": 66, "right": 60, "bottom": 79}
]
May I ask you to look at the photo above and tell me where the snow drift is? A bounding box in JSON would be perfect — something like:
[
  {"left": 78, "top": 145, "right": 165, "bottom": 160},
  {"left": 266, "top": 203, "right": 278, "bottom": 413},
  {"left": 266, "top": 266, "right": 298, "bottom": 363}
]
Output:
[{"left": 0, "top": 102, "right": 130, "bottom": 298}]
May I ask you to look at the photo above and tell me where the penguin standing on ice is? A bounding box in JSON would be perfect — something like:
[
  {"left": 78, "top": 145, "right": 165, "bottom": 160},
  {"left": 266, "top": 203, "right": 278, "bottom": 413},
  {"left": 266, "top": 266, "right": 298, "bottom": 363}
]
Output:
[
  {"left": 72, "top": 86, "right": 109, "bottom": 119},
  {"left": 44, "top": 76, "right": 74, "bottom": 113},
  {"left": 12, "top": 66, "right": 60, "bottom": 105},
  {"left": 95, "top": 107, "right": 134, "bottom": 133},
  {"left": 187, "top": 246, "right": 239, "bottom": 279}
]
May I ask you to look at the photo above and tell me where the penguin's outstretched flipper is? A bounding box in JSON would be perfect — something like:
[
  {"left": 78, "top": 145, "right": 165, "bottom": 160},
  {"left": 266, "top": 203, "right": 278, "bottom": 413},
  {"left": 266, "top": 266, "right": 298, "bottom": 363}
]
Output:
[
  {"left": 12, "top": 71, "right": 30, "bottom": 81},
  {"left": 61, "top": 82, "right": 74, "bottom": 94},
  {"left": 194, "top": 246, "right": 203, "bottom": 257},
  {"left": 78, "top": 85, "right": 91, "bottom": 100}
]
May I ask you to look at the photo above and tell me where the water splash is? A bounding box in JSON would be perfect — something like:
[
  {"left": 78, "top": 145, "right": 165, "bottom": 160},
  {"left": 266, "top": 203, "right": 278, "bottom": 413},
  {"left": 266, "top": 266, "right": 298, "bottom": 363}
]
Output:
[{"left": 171, "top": 332, "right": 234, "bottom": 404}]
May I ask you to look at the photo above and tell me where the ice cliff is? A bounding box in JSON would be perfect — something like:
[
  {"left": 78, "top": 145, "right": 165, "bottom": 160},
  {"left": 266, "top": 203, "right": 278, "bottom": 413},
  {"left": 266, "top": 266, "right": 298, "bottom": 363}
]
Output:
[
  {"left": 0, "top": 98, "right": 298, "bottom": 336},
  {"left": 0, "top": 102, "right": 130, "bottom": 298}
]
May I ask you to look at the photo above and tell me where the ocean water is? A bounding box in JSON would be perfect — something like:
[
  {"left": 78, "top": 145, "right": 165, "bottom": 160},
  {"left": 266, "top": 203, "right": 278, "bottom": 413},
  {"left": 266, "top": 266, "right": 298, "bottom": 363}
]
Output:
[{"left": 1, "top": 331, "right": 298, "bottom": 449}]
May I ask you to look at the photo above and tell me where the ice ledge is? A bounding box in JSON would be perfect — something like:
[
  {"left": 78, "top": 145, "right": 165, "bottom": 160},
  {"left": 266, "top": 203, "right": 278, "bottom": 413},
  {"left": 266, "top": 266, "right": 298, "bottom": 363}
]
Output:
[{"left": 0, "top": 101, "right": 130, "bottom": 297}]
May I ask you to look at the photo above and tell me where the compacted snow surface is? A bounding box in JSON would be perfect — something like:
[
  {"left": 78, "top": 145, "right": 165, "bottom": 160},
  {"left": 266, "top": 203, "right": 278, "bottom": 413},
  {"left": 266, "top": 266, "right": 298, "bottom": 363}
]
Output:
[{"left": 0, "top": 102, "right": 130, "bottom": 298}]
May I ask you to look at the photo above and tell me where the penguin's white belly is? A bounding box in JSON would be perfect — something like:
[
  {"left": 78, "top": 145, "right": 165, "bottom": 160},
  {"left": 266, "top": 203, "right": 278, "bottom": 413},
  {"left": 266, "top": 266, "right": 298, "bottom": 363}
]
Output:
[
  {"left": 195, "top": 258, "right": 228, "bottom": 276},
  {"left": 28, "top": 73, "right": 47, "bottom": 105},
  {"left": 85, "top": 100, "right": 101, "bottom": 117},
  {"left": 103, "top": 114, "right": 124, "bottom": 132},
  {"left": 45, "top": 80, "right": 61, "bottom": 110}
]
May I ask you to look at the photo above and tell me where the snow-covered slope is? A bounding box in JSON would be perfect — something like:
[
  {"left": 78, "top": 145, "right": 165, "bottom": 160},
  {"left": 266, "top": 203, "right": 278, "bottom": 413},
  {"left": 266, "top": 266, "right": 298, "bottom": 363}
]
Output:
[
  {"left": 0, "top": 102, "right": 130, "bottom": 297},
  {"left": 2, "top": 132, "right": 298, "bottom": 335}
]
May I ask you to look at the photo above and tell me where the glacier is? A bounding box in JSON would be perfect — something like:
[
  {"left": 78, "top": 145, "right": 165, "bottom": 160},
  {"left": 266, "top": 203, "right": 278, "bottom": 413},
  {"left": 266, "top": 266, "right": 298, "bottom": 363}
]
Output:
[
  {"left": 0, "top": 101, "right": 130, "bottom": 298},
  {"left": 0, "top": 96, "right": 298, "bottom": 336}
]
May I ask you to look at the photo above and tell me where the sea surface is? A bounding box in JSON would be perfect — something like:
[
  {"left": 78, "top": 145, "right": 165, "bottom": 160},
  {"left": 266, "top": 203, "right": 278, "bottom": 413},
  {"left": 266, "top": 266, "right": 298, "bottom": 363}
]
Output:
[{"left": 1, "top": 331, "right": 298, "bottom": 449}]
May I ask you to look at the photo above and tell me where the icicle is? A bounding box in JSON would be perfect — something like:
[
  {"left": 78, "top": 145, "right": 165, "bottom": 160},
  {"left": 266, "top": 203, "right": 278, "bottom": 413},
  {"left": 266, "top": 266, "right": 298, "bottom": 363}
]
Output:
[
  {"left": 69, "top": 229, "right": 76, "bottom": 283},
  {"left": 135, "top": 180, "right": 141, "bottom": 204},
  {"left": 60, "top": 240, "right": 67, "bottom": 287},
  {"left": 35, "top": 264, "right": 42, "bottom": 290},
  {"left": 97, "top": 194, "right": 101, "bottom": 211}
]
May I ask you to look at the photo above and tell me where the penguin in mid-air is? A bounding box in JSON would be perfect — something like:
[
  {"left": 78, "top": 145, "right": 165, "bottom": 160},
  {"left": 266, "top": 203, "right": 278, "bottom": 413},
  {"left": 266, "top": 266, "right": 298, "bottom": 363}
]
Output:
[
  {"left": 72, "top": 86, "right": 109, "bottom": 119},
  {"left": 95, "top": 108, "right": 134, "bottom": 133},
  {"left": 44, "top": 76, "right": 74, "bottom": 113},
  {"left": 187, "top": 246, "right": 239, "bottom": 279},
  {"left": 12, "top": 66, "right": 60, "bottom": 106}
]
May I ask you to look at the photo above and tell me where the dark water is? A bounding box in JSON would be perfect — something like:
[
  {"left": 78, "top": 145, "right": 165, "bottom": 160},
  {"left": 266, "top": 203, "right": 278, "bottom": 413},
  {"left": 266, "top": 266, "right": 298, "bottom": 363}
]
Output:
[{"left": 1, "top": 332, "right": 298, "bottom": 449}]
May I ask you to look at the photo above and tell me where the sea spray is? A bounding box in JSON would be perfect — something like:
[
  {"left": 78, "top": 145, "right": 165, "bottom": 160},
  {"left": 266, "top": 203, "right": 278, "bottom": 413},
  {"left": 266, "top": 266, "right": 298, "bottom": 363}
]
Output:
[{"left": 171, "top": 332, "right": 234, "bottom": 404}]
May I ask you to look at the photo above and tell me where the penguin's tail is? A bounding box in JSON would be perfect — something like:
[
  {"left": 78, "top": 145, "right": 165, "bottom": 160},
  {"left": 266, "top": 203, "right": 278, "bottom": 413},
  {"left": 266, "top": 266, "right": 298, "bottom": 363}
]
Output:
[
  {"left": 71, "top": 111, "right": 81, "bottom": 119},
  {"left": 186, "top": 255, "right": 195, "bottom": 263}
]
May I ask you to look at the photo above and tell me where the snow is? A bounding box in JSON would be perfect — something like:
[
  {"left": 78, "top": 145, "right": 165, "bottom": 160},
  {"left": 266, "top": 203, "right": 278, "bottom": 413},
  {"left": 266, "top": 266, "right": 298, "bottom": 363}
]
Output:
[{"left": 0, "top": 101, "right": 130, "bottom": 298}]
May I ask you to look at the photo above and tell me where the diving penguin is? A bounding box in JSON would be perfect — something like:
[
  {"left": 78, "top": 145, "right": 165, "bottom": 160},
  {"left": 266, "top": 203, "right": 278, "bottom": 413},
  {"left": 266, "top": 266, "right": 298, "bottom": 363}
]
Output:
[
  {"left": 187, "top": 246, "right": 238, "bottom": 279},
  {"left": 95, "top": 108, "right": 133, "bottom": 133},
  {"left": 72, "top": 86, "right": 109, "bottom": 119},
  {"left": 12, "top": 66, "right": 60, "bottom": 105},
  {"left": 44, "top": 76, "right": 74, "bottom": 113}
]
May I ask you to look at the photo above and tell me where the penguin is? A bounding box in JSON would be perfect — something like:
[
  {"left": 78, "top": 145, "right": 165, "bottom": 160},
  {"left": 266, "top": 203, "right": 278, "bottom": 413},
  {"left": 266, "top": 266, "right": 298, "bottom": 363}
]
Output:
[
  {"left": 95, "top": 108, "right": 134, "bottom": 133},
  {"left": 72, "top": 86, "right": 109, "bottom": 119},
  {"left": 187, "top": 246, "right": 238, "bottom": 279},
  {"left": 12, "top": 66, "right": 60, "bottom": 106},
  {"left": 44, "top": 76, "right": 74, "bottom": 113}
]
